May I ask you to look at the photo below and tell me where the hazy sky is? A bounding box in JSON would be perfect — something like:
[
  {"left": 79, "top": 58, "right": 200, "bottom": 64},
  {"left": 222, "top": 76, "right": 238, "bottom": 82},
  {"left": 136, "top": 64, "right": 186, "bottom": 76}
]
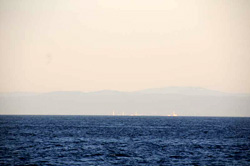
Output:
[{"left": 0, "top": 0, "right": 250, "bottom": 93}]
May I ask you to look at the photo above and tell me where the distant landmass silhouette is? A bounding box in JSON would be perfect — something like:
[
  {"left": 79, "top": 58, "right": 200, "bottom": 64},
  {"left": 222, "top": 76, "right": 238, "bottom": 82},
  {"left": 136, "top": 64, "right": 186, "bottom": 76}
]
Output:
[{"left": 0, "top": 87, "right": 249, "bottom": 116}]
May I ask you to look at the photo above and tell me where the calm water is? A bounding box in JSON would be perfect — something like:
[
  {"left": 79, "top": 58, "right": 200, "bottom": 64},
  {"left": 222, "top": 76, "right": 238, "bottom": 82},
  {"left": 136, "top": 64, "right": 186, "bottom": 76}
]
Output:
[{"left": 0, "top": 116, "right": 249, "bottom": 165}]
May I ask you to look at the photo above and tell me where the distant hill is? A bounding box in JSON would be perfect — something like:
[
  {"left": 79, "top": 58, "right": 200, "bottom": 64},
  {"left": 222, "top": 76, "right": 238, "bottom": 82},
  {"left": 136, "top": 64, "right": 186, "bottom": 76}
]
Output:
[
  {"left": 0, "top": 87, "right": 249, "bottom": 117},
  {"left": 135, "top": 86, "right": 247, "bottom": 96}
]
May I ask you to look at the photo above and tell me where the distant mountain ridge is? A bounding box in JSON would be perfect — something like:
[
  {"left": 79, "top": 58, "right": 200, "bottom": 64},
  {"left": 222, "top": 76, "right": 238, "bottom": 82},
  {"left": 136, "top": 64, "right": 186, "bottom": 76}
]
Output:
[
  {"left": 135, "top": 87, "right": 250, "bottom": 96},
  {"left": 0, "top": 87, "right": 249, "bottom": 117},
  {"left": 0, "top": 87, "right": 249, "bottom": 97}
]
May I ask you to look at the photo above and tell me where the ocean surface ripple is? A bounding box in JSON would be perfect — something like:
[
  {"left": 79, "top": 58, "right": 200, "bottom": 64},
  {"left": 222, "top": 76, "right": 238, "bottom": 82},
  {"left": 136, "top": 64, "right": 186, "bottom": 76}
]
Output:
[{"left": 0, "top": 116, "right": 249, "bottom": 165}]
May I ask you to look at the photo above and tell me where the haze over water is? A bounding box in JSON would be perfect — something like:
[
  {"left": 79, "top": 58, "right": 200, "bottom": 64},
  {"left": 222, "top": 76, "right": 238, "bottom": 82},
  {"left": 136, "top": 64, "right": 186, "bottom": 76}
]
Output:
[{"left": 0, "top": 0, "right": 250, "bottom": 165}]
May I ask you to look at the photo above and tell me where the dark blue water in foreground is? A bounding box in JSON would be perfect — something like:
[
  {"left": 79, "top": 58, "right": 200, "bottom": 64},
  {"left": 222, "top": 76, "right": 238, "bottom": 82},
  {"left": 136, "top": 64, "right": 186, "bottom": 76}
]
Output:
[{"left": 0, "top": 116, "right": 249, "bottom": 165}]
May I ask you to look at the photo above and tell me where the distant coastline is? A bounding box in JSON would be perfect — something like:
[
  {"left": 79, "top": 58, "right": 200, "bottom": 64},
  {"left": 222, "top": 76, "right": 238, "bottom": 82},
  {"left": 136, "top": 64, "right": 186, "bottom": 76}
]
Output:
[{"left": 0, "top": 87, "right": 249, "bottom": 117}]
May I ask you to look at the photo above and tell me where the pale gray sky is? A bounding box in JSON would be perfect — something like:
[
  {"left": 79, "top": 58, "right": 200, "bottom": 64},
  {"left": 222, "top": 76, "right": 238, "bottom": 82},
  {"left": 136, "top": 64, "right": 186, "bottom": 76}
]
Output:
[{"left": 0, "top": 0, "right": 250, "bottom": 93}]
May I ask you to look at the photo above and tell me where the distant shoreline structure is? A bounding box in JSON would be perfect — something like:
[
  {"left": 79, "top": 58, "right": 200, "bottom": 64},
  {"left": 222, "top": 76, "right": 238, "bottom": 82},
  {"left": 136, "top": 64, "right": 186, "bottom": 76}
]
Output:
[
  {"left": 112, "top": 111, "right": 140, "bottom": 116},
  {"left": 112, "top": 111, "right": 178, "bottom": 117},
  {"left": 168, "top": 112, "right": 178, "bottom": 117}
]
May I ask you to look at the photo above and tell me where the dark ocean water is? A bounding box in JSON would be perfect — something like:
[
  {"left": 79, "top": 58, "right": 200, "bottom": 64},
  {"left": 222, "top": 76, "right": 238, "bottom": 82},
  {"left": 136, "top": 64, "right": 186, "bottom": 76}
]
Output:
[{"left": 0, "top": 116, "right": 249, "bottom": 165}]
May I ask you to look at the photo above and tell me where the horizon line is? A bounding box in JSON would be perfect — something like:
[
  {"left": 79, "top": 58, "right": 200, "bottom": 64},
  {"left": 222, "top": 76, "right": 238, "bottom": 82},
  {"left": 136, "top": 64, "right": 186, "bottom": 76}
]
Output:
[
  {"left": 0, "top": 114, "right": 249, "bottom": 118},
  {"left": 1, "top": 86, "right": 250, "bottom": 95}
]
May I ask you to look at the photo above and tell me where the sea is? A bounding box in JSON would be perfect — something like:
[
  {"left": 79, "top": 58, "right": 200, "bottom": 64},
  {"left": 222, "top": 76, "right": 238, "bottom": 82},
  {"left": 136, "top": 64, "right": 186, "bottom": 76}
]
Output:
[{"left": 0, "top": 116, "right": 249, "bottom": 165}]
